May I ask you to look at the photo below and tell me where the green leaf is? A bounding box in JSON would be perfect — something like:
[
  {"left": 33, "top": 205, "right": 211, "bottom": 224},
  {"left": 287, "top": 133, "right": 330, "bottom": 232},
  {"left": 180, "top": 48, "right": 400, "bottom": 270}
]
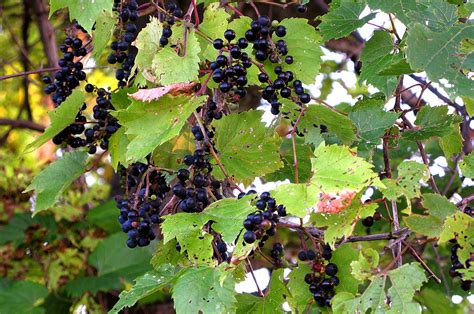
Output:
[
  {"left": 236, "top": 269, "right": 289, "bottom": 314},
  {"left": 113, "top": 95, "right": 206, "bottom": 162},
  {"left": 109, "top": 264, "right": 176, "bottom": 314},
  {"left": 92, "top": 10, "right": 116, "bottom": 60},
  {"left": 172, "top": 265, "right": 237, "bottom": 314},
  {"left": 333, "top": 263, "right": 427, "bottom": 314},
  {"left": 298, "top": 105, "right": 357, "bottom": 145},
  {"left": 319, "top": 2, "right": 376, "bottom": 41},
  {"left": 152, "top": 29, "right": 201, "bottom": 85},
  {"left": 382, "top": 161, "right": 429, "bottom": 201},
  {"left": 49, "top": 0, "right": 114, "bottom": 33},
  {"left": 108, "top": 127, "right": 129, "bottom": 170},
  {"left": 274, "top": 18, "right": 323, "bottom": 84},
  {"left": 439, "top": 212, "right": 474, "bottom": 263},
  {"left": 350, "top": 248, "right": 379, "bottom": 281},
  {"left": 404, "top": 193, "right": 457, "bottom": 237},
  {"left": 407, "top": 23, "right": 474, "bottom": 97},
  {"left": 439, "top": 124, "right": 463, "bottom": 159},
  {"left": 151, "top": 238, "right": 186, "bottom": 269},
  {"left": 203, "top": 198, "right": 255, "bottom": 243},
  {"left": 0, "top": 213, "right": 34, "bottom": 246},
  {"left": 312, "top": 199, "right": 377, "bottom": 247},
  {"left": 359, "top": 31, "right": 398, "bottom": 97},
  {"left": 310, "top": 144, "right": 380, "bottom": 194},
  {"left": 0, "top": 280, "right": 48, "bottom": 314},
  {"left": 271, "top": 183, "right": 318, "bottom": 217},
  {"left": 460, "top": 153, "right": 474, "bottom": 178},
  {"left": 25, "top": 151, "right": 88, "bottom": 215},
  {"left": 88, "top": 233, "right": 152, "bottom": 276},
  {"left": 402, "top": 105, "right": 461, "bottom": 140},
  {"left": 331, "top": 244, "right": 360, "bottom": 294},
  {"left": 287, "top": 264, "right": 313, "bottom": 313},
  {"left": 212, "top": 110, "right": 283, "bottom": 183},
  {"left": 25, "top": 90, "right": 85, "bottom": 152},
  {"left": 198, "top": 3, "right": 230, "bottom": 61},
  {"left": 86, "top": 200, "right": 121, "bottom": 234},
  {"left": 378, "top": 58, "right": 415, "bottom": 76},
  {"left": 348, "top": 97, "right": 398, "bottom": 145},
  {"left": 134, "top": 17, "right": 163, "bottom": 72},
  {"left": 161, "top": 213, "right": 214, "bottom": 265}
]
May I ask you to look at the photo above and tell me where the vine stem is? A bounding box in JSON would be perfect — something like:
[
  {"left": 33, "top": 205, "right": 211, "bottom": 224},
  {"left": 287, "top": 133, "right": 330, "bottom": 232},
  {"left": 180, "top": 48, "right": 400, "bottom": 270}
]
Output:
[
  {"left": 192, "top": 111, "right": 244, "bottom": 193},
  {"left": 291, "top": 108, "right": 306, "bottom": 183},
  {"left": 0, "top": 66, "right": 112, "bottom": 81},
  {"left": 381, "top": 245, "right": 409, "bottom": 275},
  {"left": 249, "top": 1, "right": 261, "bottom": 16},
  {"left": 246, "top": 258, "right": 264, "bottom": 297},
  {"left": 402, "top": 240, "right": 441, "bottom": 284},
  {"left": 225, "top": 3, "right": 244, "bottom": 16}
]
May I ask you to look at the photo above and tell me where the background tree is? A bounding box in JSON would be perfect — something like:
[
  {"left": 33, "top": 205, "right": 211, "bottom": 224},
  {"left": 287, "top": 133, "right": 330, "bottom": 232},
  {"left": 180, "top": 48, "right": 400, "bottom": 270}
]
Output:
[{"left": 0, "top": 0, "right": 473, "bottom": 313}]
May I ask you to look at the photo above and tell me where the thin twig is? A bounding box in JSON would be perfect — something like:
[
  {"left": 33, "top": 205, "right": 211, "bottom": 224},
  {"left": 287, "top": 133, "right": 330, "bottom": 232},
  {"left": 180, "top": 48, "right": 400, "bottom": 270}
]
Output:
[
  {"left": 403, "top": 240, "right": 441, "bottom": 284},
  {"left": 291, "top": 108, "right": 307, "bottom": 183},
  {"left": 246, "top": 258, "right": 264, "bottom": 297},
  {"left": 0, "top": 118, "right": 45, "bottom": 132}
]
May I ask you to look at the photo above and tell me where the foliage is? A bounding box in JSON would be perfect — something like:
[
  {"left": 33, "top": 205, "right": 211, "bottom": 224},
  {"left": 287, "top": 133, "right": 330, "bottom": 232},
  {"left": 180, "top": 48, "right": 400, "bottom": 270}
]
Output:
[{"left": 1, "top": 0, "right": 473, "bottom": 313}]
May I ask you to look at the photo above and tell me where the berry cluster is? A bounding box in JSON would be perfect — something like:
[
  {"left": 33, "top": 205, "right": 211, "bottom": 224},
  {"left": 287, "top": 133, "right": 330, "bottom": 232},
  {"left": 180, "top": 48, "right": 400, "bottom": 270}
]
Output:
[
  {"left": 110, "top": 0, "right": 139, "bottom": 87},
  {"left": 302, "top": 244, "right": 339, "bottom": 307},
  {"left": 270, "top": 242, "right": 284, "bottom": 267},
  {"left": 43, "top": 36, "right": 88, "bottom": 106},
  {"left": 201, "top": 100, "right": 223, "bottom": 122},
  {"left": 117, "top": 162, "right": 170, "bottom": 248},
  {"left": 159, "top": 2, "right": 183, "bottom": 47},
  {"left": 241, "top": 191, "right": 287, "bottom": 246},
  {"left": 215, "top": 240, "right": 230, "bottom": 262},
  {"left": 210, "top": 30, "right": 252, "bottom": 98},
  {"left": 172, "top": 149, "right": 222, "bottom": 213}
]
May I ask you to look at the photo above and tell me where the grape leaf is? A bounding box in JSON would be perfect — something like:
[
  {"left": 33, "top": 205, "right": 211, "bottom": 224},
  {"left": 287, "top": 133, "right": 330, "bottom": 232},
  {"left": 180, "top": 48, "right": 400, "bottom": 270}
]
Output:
[
  {"left": 460, "top": 153, "right": 474, "bottom": 178},
  {"left": 407, "top": 23, "right": 474, "bottom": 97},
  {"left": 203, "top": 198, "right": 255, "bottom": 244},
  {"left": 151, "top": 130, "right": 195, "bottom": 170},
  {"left": 0, "top": 280, "right": 48, "bottom": 314},
  {"left": 382, "top": 161, "right": 429, "bottom": 201},
  {"left": 25, "top": 90, "right": 85, "bottom": 152},
  {"left": 312, "top": 199, "right": 377, "bottom": 247},
  {"left": 439, "top": 212, "right": 474, "bottom": 263},
  {"left": 310, "top": 144, "right": 381, "bottom": 193},
  {"left": 439, "top": 124, "right": 463, "bottom": 159},
  {"left": 25, "top": 151, "right": 88, "bottom": 215},
  {"left": 274, "top": 18, "right": 323, "bottom": 84},
  {"left": 287, "top": 264, "right": 313, "bottom": 313},
  {"left": 92, "top": 9, "right": 115, "bottom": 60},
  {"left": 404, "top": 193, "right": 457, "bottom": 238},
  {"left": 332, "top": 244, "right": 360, "bottom": 293},
  {"left": 108, "top": 127, "right": 129, "bottom": 170},
  {"left": 348, "top": 97, "right": 398, "bottom": 145},
  {"left": 378, "top": 58, "right": 415, "bottom": 76},
  {"left": 198, "top": 3, "right": 230, "bottom": 61},
  {"left": 236, "top": 269, "right": 289, "bottom": 314},
  {"left": 49, "top": 0, "right": 113, "bottom": 33},
  {"left": 332, "top": 263, "right": 427, "bottom": 313},
  {"left": 151, "top": 238, "right": 186, "bottom": 269},
  {"left": 298, "top": 105, "right": 357, "bottom": 145},
  {"left": 212, "top": 110, "right": 283, "bottom": 183},
  {"left": 402, "top": 105, "right": 461, "bottom": 140},
  {"left": 172, "top": 265, "right": 237, "bottom": 314},
  {"left": 271, "top": 183, "right": 318, "bottom": 217},
  {"left": 134, "top": 17, "right": 163, "bottom": 72},
  {"left": 359, "top": 31, "right": 398, "bottom": 97},
  {"left": 319, "top": 2, "right": 376, "bottom": 41},
  {"left": 350, "top": 248, "right": 379, "bottom": 281},
  {"left": 109, "top": 264, "right": 176, "bottom": 314},
  {"left": 113, "top": 95, "right": 206, "bottom": 162},
  {"left": 161, "top": 213, "right": 214, "bottom": 265},
  {"left": 86, "top": 200, "right": 121, "bottom": 234},
  {"left": 152, "top": 29, "right": 201, "bottom": 85}
]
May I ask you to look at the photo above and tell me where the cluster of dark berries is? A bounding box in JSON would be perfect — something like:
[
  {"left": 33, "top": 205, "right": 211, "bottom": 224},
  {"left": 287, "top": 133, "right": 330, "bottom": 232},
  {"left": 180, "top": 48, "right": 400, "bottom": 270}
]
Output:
[
  {"left": 199, "top": 100, "right": 223, "bottom": 123},
  {"left": 159, "top": 2, "right": 183, "bottom": 47},
  {"left": 110, "top": 0, "right": 138, "bottom": 87},
  {"left": 302, "top": 244, "right": 339, "bottom": 307},
  {"left": 241, "top": 191, "right": 287, "bottom": 246},
  {"left": 52, "top": 107, "right": 88, "bottom": 148},
  {"left": 117, "top": 162, "right": 170, "bottom": 248},
  {"left": 172, "top": 150, "right": 222, "bottom": 213},
  {"left": 215, "top": 240, "right": 230, "bottom": 262},
  {"left": 270, "top": 242, "right": 284, "bottom": 267},
  {"left": 210, "top": 29, "right": 252, "bottom": 98},
  {"left": 43, "top": 36, "right": 87, "bottom": 106},
  {"left": 449, "top": 241, "right": 472, "bottom": 291}
]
